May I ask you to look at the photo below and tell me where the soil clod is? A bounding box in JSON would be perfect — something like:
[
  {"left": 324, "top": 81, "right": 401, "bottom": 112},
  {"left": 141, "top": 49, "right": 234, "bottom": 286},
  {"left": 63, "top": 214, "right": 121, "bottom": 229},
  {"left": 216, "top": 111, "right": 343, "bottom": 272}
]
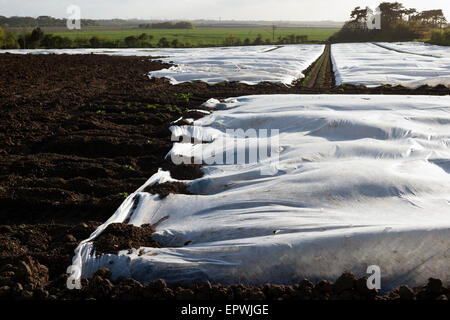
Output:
[
  {"left": 144, "top": 182, "right": 192, "bottom": 199},
  {"left": 92, "top": 223, "right": 160, "bottom": 256}
]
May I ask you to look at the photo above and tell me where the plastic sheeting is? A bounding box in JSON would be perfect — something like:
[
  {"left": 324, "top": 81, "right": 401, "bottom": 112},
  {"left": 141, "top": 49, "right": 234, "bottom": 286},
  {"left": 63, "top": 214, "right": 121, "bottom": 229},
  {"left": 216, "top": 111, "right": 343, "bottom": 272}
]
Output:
[
  {"left": 148, "top": 45, "right": 325, "bottom": 85},
  {"left": 70, "top": 94, "right": 450, "bottom": 291},
  {"left": 0, "top": 45, "right": 325, "bottom": 85},
  {"left": 331, "top": 43, "right": 450, "bottom": 88}
]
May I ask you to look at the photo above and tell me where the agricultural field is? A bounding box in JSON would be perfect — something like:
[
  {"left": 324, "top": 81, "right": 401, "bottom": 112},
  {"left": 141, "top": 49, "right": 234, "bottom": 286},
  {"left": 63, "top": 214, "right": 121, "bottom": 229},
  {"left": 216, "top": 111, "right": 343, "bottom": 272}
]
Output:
[
  {"left": 148, "top": 44, "right": 326, "bottom": 84},
  {"left": 331, "top": 42, "right": 450, "bottom": 88},
  {"left": 75, "top": 94, "right": 450, "bottom": 290},
  {"left": 1, "top": 42, "right": 450, "bottom": 302},
  {"left": 5, "top": 41, "right": 450, "bottom": 88},
  {"left": 48, "top": 27, "right": 338, "bottom": 45}
]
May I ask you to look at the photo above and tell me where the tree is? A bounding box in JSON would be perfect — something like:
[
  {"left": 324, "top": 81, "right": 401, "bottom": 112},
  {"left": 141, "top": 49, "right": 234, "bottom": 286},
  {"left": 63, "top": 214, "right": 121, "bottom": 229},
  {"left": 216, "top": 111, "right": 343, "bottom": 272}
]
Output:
[
  {"left": 41, "top": 34, "right": 73, "bottom": 48},
  {"left": 379, "top": 2, "right": 406, "bottom": 28},
  {"left": 351, "top": 6, "right": 369, "bottom": 24},
  {"left": 174, "top": 21, "right": 195, "bottom": 29},
  {"left": 137, "top": 33, "right": 148, "bottom": 41},
  {"left": 149, "top": 21, "right": 195, "bottom": 29},
  {"left": 157, "top": 37, "right": 170, "bottom": 47},
  {"left": 288, "top": 34, "right": 296, "bottom": 43},
  {"left": 0, "top": 27, "right": 16, "bottom": 48},
  {"left": 430, "top": 28, "right": 450, "bottom": 45},
  {"left": 296, "top": 35, "right": 308, "bottom": 43},
  {"left": 223, "top": 34, "right": 237, "bottom": 46},
  {"left": 89, "top": 36, "right": 102, "bottom": 48},
  {"left": 0, "top": 26, "right": 5, "bottom": 46},
  {"left": 136, "top": 33, "right": 154, "bottom": 47},
  {"left": 18, "top": 34, "right": 26, "bottom": 49},
  {"left": 27, "top": 27, "right": 44, "bottom": 48},
  {"left": 417, "top": 10, "right": 447, "bottom": 28},
  {"left": 253, "top": 34, "right": 263, "bottom": 45},
  {"left": 171, "top": 38, "right": 180, "bottom": 48},
  {"left": 4, "top": 31, "right": 18, "bottom": 48},
  {"left": 30, "top": 27, "right": 44, "bottom": 42},
  {"left": 403, "top": 8, "right": 417, "bottom": 21},
  {"left": 124, "top": 35, "right": 138, "bottom": 47},
  {"left": 74, "top": 37, "right": 89, "bottom": 48}
]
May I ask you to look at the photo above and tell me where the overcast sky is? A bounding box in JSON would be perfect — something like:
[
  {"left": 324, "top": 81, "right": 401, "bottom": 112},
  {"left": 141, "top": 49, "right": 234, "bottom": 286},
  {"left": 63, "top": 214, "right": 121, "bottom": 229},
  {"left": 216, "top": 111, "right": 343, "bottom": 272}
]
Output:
[{"left": 1, "top": 0, "right": 449, "bottom": 21}]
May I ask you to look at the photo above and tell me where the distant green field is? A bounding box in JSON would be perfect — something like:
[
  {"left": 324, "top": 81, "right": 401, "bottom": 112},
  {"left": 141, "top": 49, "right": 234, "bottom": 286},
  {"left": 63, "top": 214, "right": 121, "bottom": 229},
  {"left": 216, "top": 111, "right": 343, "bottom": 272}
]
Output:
[{"left": 50, "top": 28, "right": 338, "bottom": 46}]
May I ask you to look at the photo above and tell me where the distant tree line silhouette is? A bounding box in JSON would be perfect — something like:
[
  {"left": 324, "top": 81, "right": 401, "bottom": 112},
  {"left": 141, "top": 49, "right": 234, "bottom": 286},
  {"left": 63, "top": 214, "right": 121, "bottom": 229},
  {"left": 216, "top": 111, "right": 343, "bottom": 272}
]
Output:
[
  {"left": 138, "top": 21, "right": 195, "bottom": 29},
  {"left": 0, "top": 26, "right": 313, "bottom": 49},
  {"left": 0, "top": 15, "right": 97, "bottom": 27},
  {"left": 329, "top": 1, "right": 448, "bottom": 43}
]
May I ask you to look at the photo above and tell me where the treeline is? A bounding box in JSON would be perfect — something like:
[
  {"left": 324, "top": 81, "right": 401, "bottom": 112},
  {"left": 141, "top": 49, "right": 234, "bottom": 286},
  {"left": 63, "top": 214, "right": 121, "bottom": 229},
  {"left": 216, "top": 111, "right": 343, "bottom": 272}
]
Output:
[
  {"left": 0, "top": 15, "right": 196, "bottom": 29},
  {"left": 430, "top": 29, "right": 450, "bottom": 45},
  {"left": 0, "top": 26, "right": 151, "bottom": 49},
  {"left": 0, "top": 26, "right": 19, "bottom": 48},
  {"left": 0, "top": 15, "right": 97, "bottom": 27},
  {"left": 138, "top": 21, "right": 195, "bottom": 29},
  {"left": 223, "top": 34, "right": 309, "bottom": 46},
  {"left": 0, "top": 27, "right": 157, "bottom": 49},
  {"left": 330, "top": 2, "right": 448, "bottom": 42},
  {"left": 0, "top": 27, "right": 311, "bottom": 49}
]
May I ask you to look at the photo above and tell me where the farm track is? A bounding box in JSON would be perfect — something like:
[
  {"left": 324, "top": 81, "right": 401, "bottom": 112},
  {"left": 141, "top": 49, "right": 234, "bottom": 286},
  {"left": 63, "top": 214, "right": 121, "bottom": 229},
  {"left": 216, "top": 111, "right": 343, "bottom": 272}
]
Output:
[
  {"left": 0, "top": 53, "right": 449, "bottom": 301},
  {"left": 301, "top": 44, "right": 335, "bottom": 89}
]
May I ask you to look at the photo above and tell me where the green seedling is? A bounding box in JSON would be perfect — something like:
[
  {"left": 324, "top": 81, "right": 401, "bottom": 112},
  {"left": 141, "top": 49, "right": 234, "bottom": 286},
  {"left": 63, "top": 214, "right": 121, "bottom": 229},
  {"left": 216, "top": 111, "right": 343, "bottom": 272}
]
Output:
[
  {"left": 180, "top": 93, "right": 193, "bottom": 103},
  {"left": 166, "top": 105, "right": 182, "bottom": 113}
]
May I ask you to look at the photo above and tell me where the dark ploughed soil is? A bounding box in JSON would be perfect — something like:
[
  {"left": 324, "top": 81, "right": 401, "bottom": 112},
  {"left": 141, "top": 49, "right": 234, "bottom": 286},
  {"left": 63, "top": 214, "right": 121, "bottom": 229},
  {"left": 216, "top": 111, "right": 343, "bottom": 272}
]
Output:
[
  {"left": 301, "top": 44, "right": 335, "bottom": 89},
  {"left": 1, "top": 222, "right": 448, "bottom": 300},
  {"left": 93, "top": 223, "right": 160, "bottom": 256},
  {"left": 143, "top": 181, "right": 192, "bottom": 199},
  {"left": 0, "top": 53, "right": 211, "bottom": 225},
  {"left": 1, "top": 52, "right": 449, "bottom": 301}
]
